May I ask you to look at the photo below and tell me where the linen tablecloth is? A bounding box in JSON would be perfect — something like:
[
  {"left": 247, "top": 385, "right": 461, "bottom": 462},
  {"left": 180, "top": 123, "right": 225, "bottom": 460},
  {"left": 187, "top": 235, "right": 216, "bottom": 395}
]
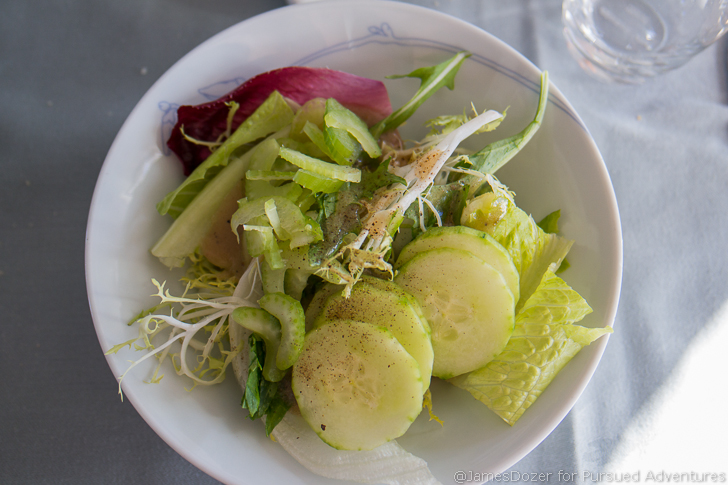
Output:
[{"left": 2, "top": 0, "right": 726, "bottom": 483}]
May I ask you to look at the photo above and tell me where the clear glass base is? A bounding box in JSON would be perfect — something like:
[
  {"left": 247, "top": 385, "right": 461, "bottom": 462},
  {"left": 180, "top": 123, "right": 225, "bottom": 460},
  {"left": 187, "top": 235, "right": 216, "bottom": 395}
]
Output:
[{"left": 562, "top": 0, "right": 714, "bottom": 83}]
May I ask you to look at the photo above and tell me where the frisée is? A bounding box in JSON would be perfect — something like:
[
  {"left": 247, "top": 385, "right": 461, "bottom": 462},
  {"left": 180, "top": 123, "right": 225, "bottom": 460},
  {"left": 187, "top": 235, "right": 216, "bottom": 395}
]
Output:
[{"left": 107, "top": 52, "right": 612, "bottom": 483}]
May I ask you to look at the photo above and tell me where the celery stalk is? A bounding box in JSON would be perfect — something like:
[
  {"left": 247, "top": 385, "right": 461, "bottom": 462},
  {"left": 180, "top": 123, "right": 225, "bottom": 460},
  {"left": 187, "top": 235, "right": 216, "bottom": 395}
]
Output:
[{"left": 151, "top": 129, "right": 288, "bottom": 268}]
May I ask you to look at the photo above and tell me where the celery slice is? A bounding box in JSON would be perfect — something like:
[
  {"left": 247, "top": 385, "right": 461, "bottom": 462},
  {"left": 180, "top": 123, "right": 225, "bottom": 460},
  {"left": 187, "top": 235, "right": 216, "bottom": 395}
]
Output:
[
  {"left": 245, "top": 138, "right": 282, "bottom": 200},
  {"left": 279, "top": 147, "right": 360, "bottom": 183},
  {"left": 258, "top": 292, "right": 305, "bottom": 370},
  {"left": 324, "top": 98, "right": 381, "bottom": 159},
  {"left": 264, "top": 199, "right": 284, "bottom": 238},
  {"left": 243, "top": 223, "right": 284, "bottom": 269},
  {"left": 323, "top": 98, "right": 361, "bottom": 166},
  {"left": 324, "top": 125, "right": 361, "bottom": 166},
  {"left": 302, "top": 121, "right": 336, "bottom": 162},
  {"left": 290, "top": 98, "right": 326, "bottom": 142},
  {"left": 232, "top": 307, "right": 286, "bottom": 382},
  {"left": 246, "top": 170, "right": 296, "bottom": 181},
  {"left": 293, "top": 169, "right": 344, "bottom": 194},
  {"left": 232, "top": 196, "right": 323, "bottom": 252},
  {"left": 261, "top": 258, "right": 286, "bottom": 294}
]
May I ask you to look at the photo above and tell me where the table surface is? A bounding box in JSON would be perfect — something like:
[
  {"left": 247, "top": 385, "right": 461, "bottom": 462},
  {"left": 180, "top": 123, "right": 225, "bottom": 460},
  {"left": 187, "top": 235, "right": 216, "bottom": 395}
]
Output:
[{"left": 2, "top": 0, "right": 727, "bottom": 483}]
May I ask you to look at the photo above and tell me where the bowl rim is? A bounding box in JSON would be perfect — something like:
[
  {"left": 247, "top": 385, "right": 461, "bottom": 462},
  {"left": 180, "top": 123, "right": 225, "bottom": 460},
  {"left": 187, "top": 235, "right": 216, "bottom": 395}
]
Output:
[{"left": 85, "top": 1, "right": 623, "bottom": 483}]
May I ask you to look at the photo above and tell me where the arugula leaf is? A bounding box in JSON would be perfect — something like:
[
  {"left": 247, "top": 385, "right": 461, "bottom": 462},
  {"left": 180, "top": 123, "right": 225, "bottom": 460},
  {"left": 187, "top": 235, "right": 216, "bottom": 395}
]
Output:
[
  {"left": 455, "top": 71, "right": 549, "bottom": 187},
  {"left": 315, "top": 192, "right": 338, "bottom": 221},
  {"left": 359, "top": 158, "right": 407, "bottom": 200},
  {"left": 241, "top": 335, "right": 291, "bottom": 435},
  {"left": 241, "top": 335, "right": 264, "bottom": 415},
  {"left": 308, "top": 188, "right": 362, "bottom": 265},
  {"left": 370, "top": 51, "right": 471, "bottom": 138}
]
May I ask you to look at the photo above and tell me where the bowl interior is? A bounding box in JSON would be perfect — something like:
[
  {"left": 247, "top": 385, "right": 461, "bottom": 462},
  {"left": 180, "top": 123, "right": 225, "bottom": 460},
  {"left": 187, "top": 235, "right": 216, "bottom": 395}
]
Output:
[{"left": 86, "top": 2, "right": 622, "bottom": 484}]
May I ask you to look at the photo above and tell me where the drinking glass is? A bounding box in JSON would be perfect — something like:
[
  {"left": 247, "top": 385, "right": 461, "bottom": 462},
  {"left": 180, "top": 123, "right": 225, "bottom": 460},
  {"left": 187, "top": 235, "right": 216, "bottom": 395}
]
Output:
[{"left": 563, "top": 0, "right": 728, "bottom": 83}]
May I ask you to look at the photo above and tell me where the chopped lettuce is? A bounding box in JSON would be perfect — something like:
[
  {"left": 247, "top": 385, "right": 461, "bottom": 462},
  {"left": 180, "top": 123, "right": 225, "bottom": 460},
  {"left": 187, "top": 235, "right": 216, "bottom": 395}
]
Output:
[
  {"left": 231, "top": 195, "right": 323, "bottom": 270},
  {"left": 118, "top": 56, "right": 610, "bottom": 483}
]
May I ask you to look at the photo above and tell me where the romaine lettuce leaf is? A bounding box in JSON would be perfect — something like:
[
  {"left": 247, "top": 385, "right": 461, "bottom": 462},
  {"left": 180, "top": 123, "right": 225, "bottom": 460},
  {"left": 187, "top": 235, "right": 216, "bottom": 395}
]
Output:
[
  {"left": 447, "top": 263, "right": 608, "bottom": 426},
  {"left": 449, "top": 321, "right": 611, "bottom": 426},
  {"left": 448, "top": 268, "right": 607, "bottom": 426},
  {"left": 516, "top": 270, "right": 593, "bottom": 325},
  {"left": 481, "top": 185, "right": 573, "bottom": 310}
]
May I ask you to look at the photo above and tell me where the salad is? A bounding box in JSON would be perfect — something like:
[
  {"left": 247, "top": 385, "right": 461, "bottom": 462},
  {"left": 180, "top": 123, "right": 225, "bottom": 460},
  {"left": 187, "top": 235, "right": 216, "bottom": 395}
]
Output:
[{"left": 108, "top": 52, "right": 612, "bottom": 484}]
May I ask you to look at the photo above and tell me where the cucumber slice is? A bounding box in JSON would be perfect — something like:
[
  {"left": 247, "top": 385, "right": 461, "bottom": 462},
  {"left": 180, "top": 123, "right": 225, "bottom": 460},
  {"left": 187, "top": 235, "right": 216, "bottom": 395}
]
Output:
[
  {"left": 395, "top": 225, "right": 520, "bottom": 302},
  {"left": 359, "top": 276, "right": 431, "bottom": 333},
  {"left": 313, "top": 278, "right": 434, "bottom": 393},
  {"left": 284, "top": 268, "right": 311, "bottom": 301},
  {"left": 292, "top": 319, "right": 423, "bottom": 451},
  {"left": 394, "top": 248, "right": 515, "bottom": 379},
  {"left": 258, "top": 293, "right": 305, "bottom": 370},
  {"left": 304, "top": 283, "right": 344, "bottom": 332}
]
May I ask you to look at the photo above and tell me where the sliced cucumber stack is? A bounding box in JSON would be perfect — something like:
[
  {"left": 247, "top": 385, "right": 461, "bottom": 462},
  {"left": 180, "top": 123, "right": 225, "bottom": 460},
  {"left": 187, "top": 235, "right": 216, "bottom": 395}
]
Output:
[
  {"left": 394, "top": 247, "right": 515, "bottom": 379},
  {"left": 359, "top": 276, "right": 431, "bottom": 334},
  {"left": 292, "top": 319, "right": 423, "bottom": 451},
  {"left": 313, "top": 277, "right": 434, "bottom": 393},
  {"left": 395, "top": 225, "right": 519, "bottom": 302}
]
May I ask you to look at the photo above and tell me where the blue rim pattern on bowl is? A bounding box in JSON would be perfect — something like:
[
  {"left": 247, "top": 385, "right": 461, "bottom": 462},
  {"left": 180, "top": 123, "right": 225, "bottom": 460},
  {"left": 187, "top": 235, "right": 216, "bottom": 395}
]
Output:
[{"left": 156, "top": 21, "right": 584, "bottom": 155}]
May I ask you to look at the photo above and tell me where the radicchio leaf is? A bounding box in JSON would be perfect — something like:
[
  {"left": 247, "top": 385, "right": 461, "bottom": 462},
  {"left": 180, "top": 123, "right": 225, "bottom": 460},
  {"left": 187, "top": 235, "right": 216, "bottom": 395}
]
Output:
[{"left": 168, "top": 67, "right": 393, "bottom": 174}]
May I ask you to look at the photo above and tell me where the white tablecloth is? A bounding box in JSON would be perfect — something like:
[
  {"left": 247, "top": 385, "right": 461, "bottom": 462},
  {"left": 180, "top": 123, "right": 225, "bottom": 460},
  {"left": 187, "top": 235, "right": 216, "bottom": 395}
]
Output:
[{"left": 2, "top": 0, "right": 726, "bottom": 483}]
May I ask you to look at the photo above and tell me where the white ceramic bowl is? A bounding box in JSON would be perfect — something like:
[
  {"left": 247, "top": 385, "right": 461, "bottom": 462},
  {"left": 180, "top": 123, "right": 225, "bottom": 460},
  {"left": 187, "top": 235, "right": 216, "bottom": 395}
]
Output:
[{"left": 86, "top": 1, "right": 622, "bottom": 484}]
